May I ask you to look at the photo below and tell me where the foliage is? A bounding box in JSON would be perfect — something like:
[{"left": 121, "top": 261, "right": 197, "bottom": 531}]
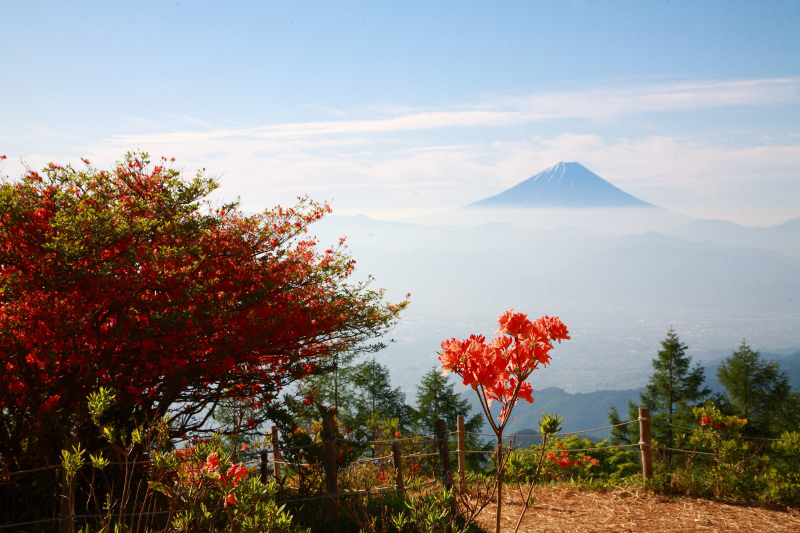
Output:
[
  {"left": 0, "top": 152, "right": 407, "bottom": 471},
  {"left": 336, "top": 486, "right": 483, "bottom": 533},
  {"left": 412, "top": 367, "right": 482, "bottom": 436},
  {"left": 344, "top": 358, "right": 412, "bottom": 439},
  {"left": 58, "top": 387, "right": 308, "bottom": 532},
  {"left": 299, "top": 357, "right": 412, "bottom": 442},
  {"left": 291, "top": 349, "right": 358, "bottom": 413},
  {"left": 637, "top": 327, "right": 710, "bottom": 458},
  {"left": 716, "top": 340, "right": 800, "bottom": 437},
  {"left": 607, "top": 405, "right": 632, "bottom": 446},
  {"left": 766, "top": 430, "right": 800, "bottom": 503},
  {"left": 411, "top": 367, "right": 487, "bottom": 468}
]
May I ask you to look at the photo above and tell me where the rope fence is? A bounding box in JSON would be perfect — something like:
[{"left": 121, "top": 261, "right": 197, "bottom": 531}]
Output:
[
  {"left": 0, "top": 415, "right": 455, "bottom": 532},
  {"left": 2, "top": 409, "right": 791, "bottom": 532}
]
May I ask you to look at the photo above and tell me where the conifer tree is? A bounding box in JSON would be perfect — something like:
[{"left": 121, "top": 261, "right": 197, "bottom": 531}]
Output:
[
  {"left": 639, "top": 327, "right": 710, "bottom": 459},
  {"left": 413, "top": 366, "right": 486, "bottom": 467},
  {"left": 607, "top": 404, "right": 632, "bottom": 446},
  {"left": 337, "top": 357, "right": 411, "bottom": 439},
  {"left": 413, "top": 367, "right": 483, "bottom": 436},
  {"left": 717, "top": 340, "right": 800, "bottom": 436}
]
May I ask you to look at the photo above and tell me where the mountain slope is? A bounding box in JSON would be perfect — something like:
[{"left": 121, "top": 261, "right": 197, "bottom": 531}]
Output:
[
  {"left": 468, "top": 162, "right": 654, "bottom": 209},
  {"left": 669, "top": 217, "right": 800, "bottom": 261}
]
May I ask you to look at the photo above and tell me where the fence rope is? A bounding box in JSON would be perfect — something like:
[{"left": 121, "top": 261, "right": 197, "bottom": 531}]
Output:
[
  {"left": 462, "top": 442, "right": 640, "bottom": 455},
  {"left": 653, "top": 420, "right": 789, "bottom": 442},
  {"left": 461, "top": 419, "right": 637, "bottom": 440},
  {"left": 510, "top": 442, "right": 641, "bottom": 454},
  {"left": 0, "top": 516, "right": 62, "bottom": 530},
  {"left": 339, "top": 434, "right": 437, "bottom": 446},
  {"left": 0, "top": 463, "right": 61, "bottom": 477},
  {"left": 652, "top": 445, "right": 719, "bottom": 457}
]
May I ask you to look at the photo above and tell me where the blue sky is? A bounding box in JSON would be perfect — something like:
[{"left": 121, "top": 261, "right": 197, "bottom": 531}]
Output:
[{"left": 2, "top": 1, "right": 799, "bottom": 225}]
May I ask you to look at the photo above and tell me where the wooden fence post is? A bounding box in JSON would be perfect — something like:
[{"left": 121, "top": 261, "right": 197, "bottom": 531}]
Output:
[
  {"left": 639, "top": 407, "right": 653, "bottom": 480},
  {"left": 392, "top": 441, "right": 404, "bottom": 491},
  {"left": 321, "top": 411, "right": 340, "bottom": 533},
  {"left": 259, "top": 450, "right": 270, "bottom": 484},
  {"left": 434, "top": 419, "right": 452, "bottom": 491},
  {"left": 270, "top": 426, "right": 282, "bottom": 480},
  {"left": 456, "top": 415, "right": 466, "bottom": 493},
  {"left": 59, "top": 437, "right": 79, "bottom": 533}
]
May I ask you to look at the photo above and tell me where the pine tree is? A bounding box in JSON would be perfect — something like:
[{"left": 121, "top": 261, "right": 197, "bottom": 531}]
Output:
[
  {"left": 296, "top": 350, "right": 357, "bottom": 412},
  {"left": 717, "top": 340, "right": 800, "bottom": 436},
  {"left": 639, "top": 327, "right": 710, "bottom": 459},
  {"left": 607, "top": 404, "right": 632, "bottom": 446},
  {"left": 413, "top": 366, "right": 487, "bottom": 468},
  {"left": 413, "top": 367, "right": 483, "bottom": 436},
  {"left": 339, "top": 357, "right": 411, "bottom": 439}
]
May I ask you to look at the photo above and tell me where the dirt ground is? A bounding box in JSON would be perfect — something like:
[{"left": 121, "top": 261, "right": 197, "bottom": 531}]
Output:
[{"left": 469, "top": 485, "right": 800, "bottom": 532}]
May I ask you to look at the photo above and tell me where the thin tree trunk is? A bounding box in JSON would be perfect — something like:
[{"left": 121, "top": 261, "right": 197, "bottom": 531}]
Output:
[{"left": 496, "top": 431, "right": 503, "bottom": 533}]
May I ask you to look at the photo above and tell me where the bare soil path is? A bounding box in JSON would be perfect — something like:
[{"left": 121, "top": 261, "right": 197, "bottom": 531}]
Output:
[{"left": 470, "top": 485, "right": 800, "bottom": 532}]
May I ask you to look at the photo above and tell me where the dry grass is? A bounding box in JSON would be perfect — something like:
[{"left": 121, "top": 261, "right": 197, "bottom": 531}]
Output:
[{"left": 469, "top": 484, "right": 800, "bottom": 532}]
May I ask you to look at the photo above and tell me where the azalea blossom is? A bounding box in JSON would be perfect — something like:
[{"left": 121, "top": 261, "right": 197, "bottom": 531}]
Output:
[
  {"left": 204, "top": 452, "right": 220, "bottom": 471},
  {"left": 439, "top": 310, "right": 569, "bottom": 425}
]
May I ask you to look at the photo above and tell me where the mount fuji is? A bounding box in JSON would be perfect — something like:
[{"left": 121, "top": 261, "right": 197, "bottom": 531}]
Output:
[
  {"left": 468, "top": 162, "right": 654, "bottom": 209},
  {"left": 407, "top": 162, "right": 691, "bottom": 232}
]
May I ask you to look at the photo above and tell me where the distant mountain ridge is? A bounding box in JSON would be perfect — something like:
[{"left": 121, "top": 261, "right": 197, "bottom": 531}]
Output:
[
  {"left": 669, "top": 216, "right": 800, "bottom": 261},
  {"left": 468, "top": 162, "right": 654, "bottom": 209}
]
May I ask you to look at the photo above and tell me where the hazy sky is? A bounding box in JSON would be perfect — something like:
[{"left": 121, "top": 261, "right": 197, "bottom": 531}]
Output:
[{"left": 2, "top": 1, "right": 799, "bottom": 225}]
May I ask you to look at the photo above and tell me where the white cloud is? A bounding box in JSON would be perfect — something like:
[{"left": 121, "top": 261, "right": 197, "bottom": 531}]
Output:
[{"left": 108, "top": 78, "right": 800, "bottom": 147}]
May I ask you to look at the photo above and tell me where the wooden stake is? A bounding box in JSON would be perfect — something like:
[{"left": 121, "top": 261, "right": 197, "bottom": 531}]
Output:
[
  {"left": 322, "top": 411, "right": 340, "bottom": 533},
  {"left": 639, "top": 407, "right": 653, "bottom": 480},
  {"left": 457, "top": 415, "right": 466, "bottom": 493},
  {"left": 259, "top": 450, "right": 270, "bottom": 484},
  {"left": 270, "top": 426, "right": 281, "bottom": 480},
  {"left": 434, "top": 419, "right": 452, "bottom": 490},
  {"left": 392, "top": 441, "right": 404, "bottom": 491}
]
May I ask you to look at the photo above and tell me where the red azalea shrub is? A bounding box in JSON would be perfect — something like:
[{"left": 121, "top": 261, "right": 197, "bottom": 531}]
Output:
[
  {"left": 439, "top": 310, "right": 569, "bottom": 533},
  {"left": 0, "top": 152, "right": 406, "bottom": 471}
]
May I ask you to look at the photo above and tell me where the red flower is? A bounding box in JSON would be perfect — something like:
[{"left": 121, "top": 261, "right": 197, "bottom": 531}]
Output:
[
  {"left": 40, "top": 395, "right": 61, "bottom": 413},
  {"left": 223, "top": 463, "right": 249, "bottom": 488},
  {"left": 224, "top": 492, "right": 236, "bottom": 507},
  {"left": 204, "top": 452, "right": 220, "bottom": 471}
]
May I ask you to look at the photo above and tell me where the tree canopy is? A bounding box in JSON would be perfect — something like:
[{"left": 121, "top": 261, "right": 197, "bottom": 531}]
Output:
[
  {"left": 637, "top": 327, "right": 710, "bottom": 455},
  {"left": 717, "top": 340, "right": 800, "bottom": 436},
  {"left": 338, "top": 358, "right": 411, "bottom": 439},
  {"left": 412, "top": 366, "right": 483, "bottom": 437},
  {"left": 0, "top": 152, "right": 407, "bottom": 471}
]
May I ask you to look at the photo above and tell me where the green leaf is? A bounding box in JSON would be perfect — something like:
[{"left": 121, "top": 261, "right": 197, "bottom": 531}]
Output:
[{"left": 147, "top": 480, "right": 176, "bottom": 499}]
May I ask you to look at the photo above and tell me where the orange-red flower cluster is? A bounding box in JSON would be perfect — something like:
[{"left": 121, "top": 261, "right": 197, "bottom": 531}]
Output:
[{"left": 439, "top": 310, "right": 569, "bottom": 420}]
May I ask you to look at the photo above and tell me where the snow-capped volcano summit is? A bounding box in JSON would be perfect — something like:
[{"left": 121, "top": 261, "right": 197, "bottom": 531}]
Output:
[{"left": 468, "top": 162, "right": 654, "bottom": 209}]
